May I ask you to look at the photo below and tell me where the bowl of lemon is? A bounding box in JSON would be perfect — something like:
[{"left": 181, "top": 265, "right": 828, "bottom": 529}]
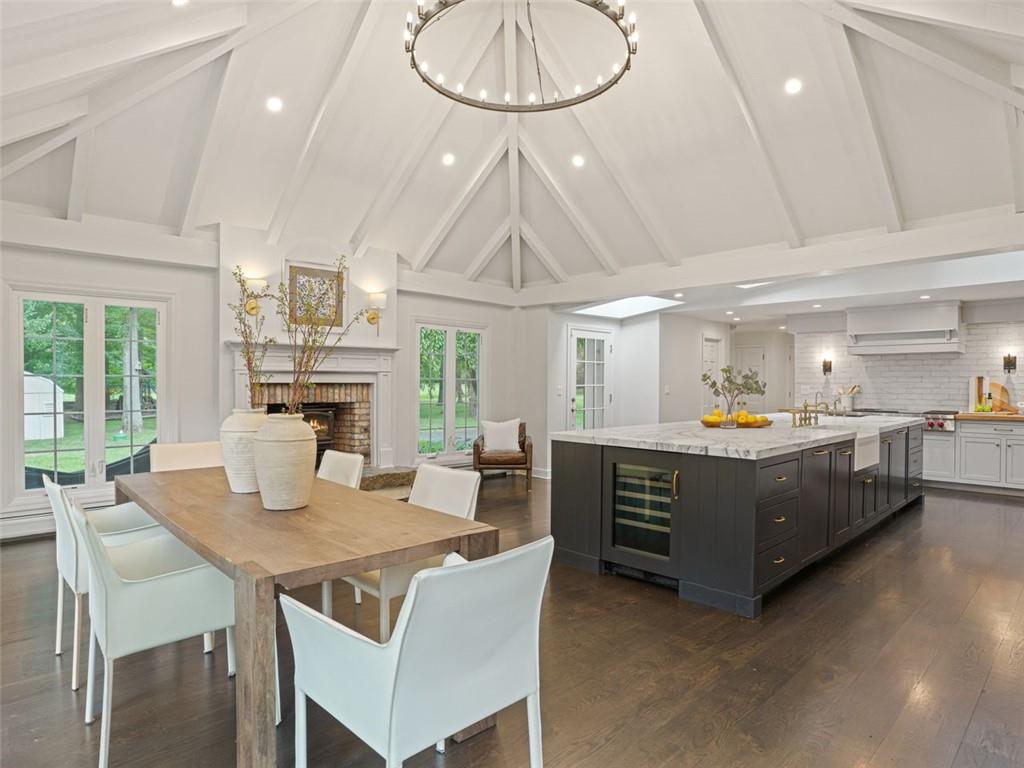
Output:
[{"left": 736, "top": 411, "right": 772, "bottom": 428}]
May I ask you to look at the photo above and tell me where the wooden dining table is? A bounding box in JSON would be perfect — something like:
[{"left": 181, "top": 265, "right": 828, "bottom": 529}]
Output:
[{"left": 115, "top": 467, "right": 500, "bottom": 767}]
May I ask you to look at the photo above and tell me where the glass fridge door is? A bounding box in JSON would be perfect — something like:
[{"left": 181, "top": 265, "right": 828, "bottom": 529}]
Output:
[{"left": 611, "top": 463, "right": 674, "bottom": 560}]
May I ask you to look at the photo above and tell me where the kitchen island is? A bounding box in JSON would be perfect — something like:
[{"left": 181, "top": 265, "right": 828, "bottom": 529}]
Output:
[{"left": 550, "top": 415, "right": 924, "bottom": 617}]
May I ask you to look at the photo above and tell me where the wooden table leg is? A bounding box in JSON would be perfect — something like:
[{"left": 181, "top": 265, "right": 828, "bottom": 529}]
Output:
[
  {"left": 451, "top": 528, "right": 500, "bottom": 744},
  {"left": 234, "top": 565, "right": 278, "bottom": 768}
]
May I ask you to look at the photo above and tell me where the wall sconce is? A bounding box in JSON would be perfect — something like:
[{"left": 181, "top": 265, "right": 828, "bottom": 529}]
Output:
[
  {"left": 366, "top": 292, "right": 388, "bottom": 336},
  {"left": 243, "top": 278, "right": 268, "bottom": 316},
  {"left": 1005, "top": 353, "right": 1018, "bottom": 375},
  {"left": 822, "top": 358, "right": 833, "bottom": 376}
]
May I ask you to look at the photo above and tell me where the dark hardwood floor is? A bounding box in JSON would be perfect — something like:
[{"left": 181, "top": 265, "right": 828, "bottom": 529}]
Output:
[{"left": 3, "top": 479, "right": 1023, "bottom": 767}]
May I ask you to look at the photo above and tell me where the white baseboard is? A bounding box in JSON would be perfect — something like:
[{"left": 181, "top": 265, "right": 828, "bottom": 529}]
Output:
[
  {"left": 532, "top": 467, "right": 551, "bottom": 480},
  {"left": 1, "top": 513, "right": 54, "bottom": 540}
]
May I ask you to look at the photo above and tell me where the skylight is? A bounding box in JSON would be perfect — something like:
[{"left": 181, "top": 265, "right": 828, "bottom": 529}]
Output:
[
  {"left": 573, "top": 296, "right": 684, "bottom": 319},
  {"left": 736, "top": 281, "right": 774, "bottom": 289}
]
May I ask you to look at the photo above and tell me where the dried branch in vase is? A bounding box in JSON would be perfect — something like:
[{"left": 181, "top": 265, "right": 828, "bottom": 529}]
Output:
[
  {"left": 268, "top": 256, "right": 367, "bottom": 414},
  {"left": 229, "top": 266, "right": 276, "bottom": 409}
]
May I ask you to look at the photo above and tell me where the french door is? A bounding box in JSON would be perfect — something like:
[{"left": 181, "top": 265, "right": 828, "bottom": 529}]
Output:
[
  {"left": 16, "top": 291, "right": 167, "bottom": 496},
  {"left": 416, "top": 322, "right": 483, "bottom": 461},
  {"left": 568, "top": 327, "right": 612, "bottom": 430}
]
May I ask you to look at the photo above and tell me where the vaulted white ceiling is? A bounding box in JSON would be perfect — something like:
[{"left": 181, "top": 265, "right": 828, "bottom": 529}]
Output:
[{"left": 2, "top": 0, "right": 1023, "bottom": 301}]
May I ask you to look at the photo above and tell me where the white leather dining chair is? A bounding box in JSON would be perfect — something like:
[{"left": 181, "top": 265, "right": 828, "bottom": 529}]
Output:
[
  {"left": 71, "top": 502, "right": 237, "bottom": 768},
  {"left": 43, "top": 475, "right": 163, "bottom": 691},
  {"left": 316, "top": 451, "right": 365, "bottom": 617},
  {"left": 150, "top": 440, "right": 224, "bottom": 653},
  {"left": 342, "top": 464, "right": 481, "bottom": 641},
  {"left": 281, "top": 535, "right": 554, "bottom": 768}
]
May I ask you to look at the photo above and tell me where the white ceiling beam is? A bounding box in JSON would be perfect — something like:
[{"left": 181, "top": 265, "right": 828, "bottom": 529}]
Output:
[
  {"left": 1006, "top": 105, "right": 1024, "bottom": 214},
  {"left": 504, "top": 0, "right": 523, "bottom": 292},
  {"left": 523, "top": 18, "right": 681, "bottom": 266},
  {"left": 1, "top": 209, "right": 218, "bottom": 269},
  {"left": 520, "top": 220, "right": 569, "bottom": 283},
  {"left": 409, "top": 130, "right": 508, "bottom": 272},
  {"left": 824, "top": 19, "right": 903, "bottom": 232},
  {"left": 518, "top": 132, "right": 621, "bottom": 275},
  {"left": 692, "top": 0, "right": 803, "bottom": 249},
  {"left": 398, "top": 268, "right": 519, "bottom": 306},
  {"left": 464, "top": 218, "right": 512, "bottom": 281},
  {"left": 266, "top": 0, "right": 379, "bottom": 245},
  {"left": 0, "top": 0, "right": 318, "bottom": 181},
  {"left": 512, "top": 210, "right": 1024, "bottom": 306},
  {"left": 804, "top": 2, "right": 1024, "bottom": 111},
  {"left": 348, "top": 13, "right": 501, "bottom": 259},
  {"left": 2, "top": 4, "right": 247, "bottom": 99},
  {"left": 842, "top": 0, "right": 1024, "bottom": 40},
  {"left": 66, "top": 131, "right": 93, "bottom": 222},
  {"left": 179, "top": 52, "right": 237, "bottom": 236},
  {"left": 1013, "top": 65, "right": 1024, "bottom": 90},
  {"left": 1, "top": 98, "right": 89, "bottom": 147}
]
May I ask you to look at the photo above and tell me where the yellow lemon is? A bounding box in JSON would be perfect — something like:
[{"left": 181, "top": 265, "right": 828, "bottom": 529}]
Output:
[
  {"left": 737, "top": 414, "right": 748, "bottom": 424},
  {"left": 712, "top": 408, "right": 722, "bottom": 418},
  {"left": 758, "top": 415, "right": 769, "bottom": 423}
]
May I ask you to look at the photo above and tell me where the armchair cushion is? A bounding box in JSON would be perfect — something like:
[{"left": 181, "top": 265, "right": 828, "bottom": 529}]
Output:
[
  {"left": 478, "top": 449, "right": 528, "bottom": 466},
  {"left": 480, "top": 419, "right": 520, "bottom": 451}
]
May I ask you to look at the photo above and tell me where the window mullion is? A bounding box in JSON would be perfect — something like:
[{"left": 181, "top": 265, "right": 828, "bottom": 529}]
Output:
[
  {"left": 444, "top": 331, "right": 456, "bottom": 455},
  {"left": 84, "top": 298, "right": 106, "bottom": 489}
]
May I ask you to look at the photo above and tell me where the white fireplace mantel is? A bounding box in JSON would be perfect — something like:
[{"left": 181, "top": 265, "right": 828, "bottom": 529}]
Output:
[{"left": 226, "top": 342, "right": 397, "bottom": 468}]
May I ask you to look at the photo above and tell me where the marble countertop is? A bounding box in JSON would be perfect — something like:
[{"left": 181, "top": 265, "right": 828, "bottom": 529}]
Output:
[{"left": 550, "top": 414, "right": 924, "bottom": 461}]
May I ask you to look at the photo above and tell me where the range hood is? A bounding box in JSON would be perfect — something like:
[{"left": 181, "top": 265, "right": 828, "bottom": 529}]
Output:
[{"left": 846, "top": 301, "right": 964, "bottom": 355}]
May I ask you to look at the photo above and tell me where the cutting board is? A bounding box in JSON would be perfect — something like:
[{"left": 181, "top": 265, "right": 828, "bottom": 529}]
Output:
[{"left": 969, "top": 376, "right": 1019, "bottom": 413}]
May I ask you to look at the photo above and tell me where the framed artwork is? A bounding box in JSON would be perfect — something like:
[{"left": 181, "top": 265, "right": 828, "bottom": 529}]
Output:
[{"left": 287, "top": 263, "right": 345, "bottom": 326}]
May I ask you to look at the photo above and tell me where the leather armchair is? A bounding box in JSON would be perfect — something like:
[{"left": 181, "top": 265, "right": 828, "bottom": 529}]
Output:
[{"left": 473, "top": 421, "right": 533, "bottom": 490}]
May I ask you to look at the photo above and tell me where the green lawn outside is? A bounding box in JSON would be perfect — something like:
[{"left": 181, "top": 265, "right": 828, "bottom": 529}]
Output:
[
  {"left": 25, "top": 416, "right": 157, "bottom": 472},
  {"left": 418, "top": 399, "right": 479, "bottom": 455}
]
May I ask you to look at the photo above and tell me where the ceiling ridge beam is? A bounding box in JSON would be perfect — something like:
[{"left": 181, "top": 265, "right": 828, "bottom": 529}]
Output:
[
  {"left": 464, "top": 218, "right": 512, "bottom": 281},
  {"left": 1, "top": 97, "right": 89, "bottom": 147},
  {"left": 823, "top": 19, "right": 903, "bottom": 232},
  {"left": 520, "top": 219, "right": 569, "bottom": 282},
  {"left": 1006, "top": 105, "right": 1024, "bottom": 214},
  {"left": 409, "top": 129, "right": 509, "bottom": 272},
  {"left": 180, "top": 52, "right": 237, "bottom": 235},
  {"left": 0, "top": 0, "right": 320, "bottom": 182},
  {"left": 692, "top": 0, "right": 803, "bottom": 249},
  {"left": 841, "top": 0, "right": 1024, "bottom": 40},
  {"left": 2, "top": 4, "right": 247, "bottom": 99},
  {"left": 518, "top": 131, "right": 621, "bottom": 275},
  {"left": 266, "top": 0, "right": 380, "bottom": 245},
  {"left": 504, "top": 0, "right": 523, "bottom": 292},
  {"left": 521, "top": 17, "right": 681, "bottom": 266},
  {"left": 348, "top": 13, "right": 502, "bottom": 259},
  {"left": 66, "top": 130, "right": 93, "bottom": 222},
  {"left": 804, "top": 1, "right": 1024, "bottom": 110}
]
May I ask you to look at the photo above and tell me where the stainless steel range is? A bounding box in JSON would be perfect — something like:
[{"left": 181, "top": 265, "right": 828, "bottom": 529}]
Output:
[{"left": 920, "top": 409, "right": 958, "bottom": 432}]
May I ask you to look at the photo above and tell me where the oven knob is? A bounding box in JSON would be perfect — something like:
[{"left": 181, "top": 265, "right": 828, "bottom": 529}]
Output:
[
  {"left": 938, "top": 421, "right": 944, "bottom": 428},
  {"left": 927, "top": 421, "right": 934, "bottom": 428}
]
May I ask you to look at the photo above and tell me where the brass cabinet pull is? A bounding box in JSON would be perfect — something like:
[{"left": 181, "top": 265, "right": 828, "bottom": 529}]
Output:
[
  {"left": 773, "top": 556, "right": 786, "bottom": 565},
  {"left": 672, "top": 470, "right": 679, "bottom": 500},
  {"left": 775, "top": 475, "right": 788, "bottom": 482},
  {"left": 773, "top": 515, "right": 787, "bottom": 523},
  {"left": 813, "top": 449, "right": 829, "bottom": 455},
  {"left": 839, "top": 449, "right": 853, "bottom": 456},
  {"left": 882, "top": 439, "right": 892, "bottom": 444},
  {"left": 911, "top": 482, "right": 921, "bottom": 487},
  {"left": 864, "top": 477, "right": 874, "bottom": 484}
]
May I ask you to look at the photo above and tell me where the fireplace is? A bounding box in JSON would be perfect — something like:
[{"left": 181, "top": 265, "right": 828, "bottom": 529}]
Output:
[{"left": 262, "top": 384, "right": 373, "bottom": 468}]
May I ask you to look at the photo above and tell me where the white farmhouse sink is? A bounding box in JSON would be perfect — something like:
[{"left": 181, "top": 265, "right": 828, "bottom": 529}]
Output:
[{"left": 805, "top": 421, "right": 879, "bottom": 471}]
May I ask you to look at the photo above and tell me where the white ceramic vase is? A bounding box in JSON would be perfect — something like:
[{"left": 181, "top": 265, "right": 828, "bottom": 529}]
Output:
[
  {"left": 253, "top": 413, "right": 316, "bottom": 510},
  {"left": 840, "top": 394, "right": 855, "bottom": 412},
  {"left": 219, "top": 408, "right": 268, "bottom": 494}
]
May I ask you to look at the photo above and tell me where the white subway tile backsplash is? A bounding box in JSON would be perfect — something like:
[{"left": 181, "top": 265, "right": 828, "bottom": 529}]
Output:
[{"left": 793, "top": 321, "right": 1023, "bottom": 411}]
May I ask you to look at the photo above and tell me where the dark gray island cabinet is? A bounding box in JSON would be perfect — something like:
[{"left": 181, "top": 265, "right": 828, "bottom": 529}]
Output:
[{"left": 551, "top": 423, "right": 923, "bottom": 618}]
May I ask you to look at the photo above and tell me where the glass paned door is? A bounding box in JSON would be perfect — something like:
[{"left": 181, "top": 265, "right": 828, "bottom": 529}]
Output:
[
  {"left": 418, "top": 326, "right": 447, "bottom": 454},
  {"left": 569, "top": 328, "right": 610, "bottom": 430},
  {"left": 417, "top": 323, "right": 484, "bottom": 459},
  {"left": 454, "top": 330, "right": 481, "bottom": 450},
  {"left": 611, "top": 464, "right": 673, "bottom": 559},
  {"left": 22, "top": 300, "right": 87, "bottom": 488}
]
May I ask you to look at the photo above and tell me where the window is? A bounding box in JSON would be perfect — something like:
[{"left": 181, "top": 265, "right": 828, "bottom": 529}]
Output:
[
  {"left": 16, "top": 292, "right": 165, "bottom": 496},
  {"left": 416, "top": 323, "right": 483, "bottom": 458}
]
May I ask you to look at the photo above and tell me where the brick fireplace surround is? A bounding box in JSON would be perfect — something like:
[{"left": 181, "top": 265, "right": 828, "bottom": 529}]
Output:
[{"left": 260, "top": 383, "right": 372, "bottom": 463}]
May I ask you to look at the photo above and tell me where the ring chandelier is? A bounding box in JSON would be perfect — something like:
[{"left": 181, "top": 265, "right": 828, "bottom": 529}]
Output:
[{"left": 404, "top": 0, "right": 638, "bottom": 113}]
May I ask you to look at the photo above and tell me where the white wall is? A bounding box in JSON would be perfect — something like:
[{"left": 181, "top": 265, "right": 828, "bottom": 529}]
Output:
[
  {"left": 793, "top": 321, "right": 1024, "bottom": 411},
  {"left": 732, "top": 330, "right": 794, "bottom": 410},
  {"left": 659, "top": 314, "right": 733, "bottom": 421},
  {"left": 617, "top": 314, "right": 660, "bottom": 426},
  {"left": 513, "top": 306, "right": 551, "bottom": 473}
]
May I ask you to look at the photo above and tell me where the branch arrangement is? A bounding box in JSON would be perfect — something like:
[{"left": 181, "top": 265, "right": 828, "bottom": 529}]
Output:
[
  {"left": 229, "top": 266, "right": 276, "bottom": 409},
  {"left": 701, "top": 366, "right": 767, "bottom": 416}
]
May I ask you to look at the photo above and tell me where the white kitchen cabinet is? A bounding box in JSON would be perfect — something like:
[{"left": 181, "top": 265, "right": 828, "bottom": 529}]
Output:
[
  {"left": 1007, "top": 439, "right": 1024, "bottom": 487},
  {"left": 922, "top": 433, "right": 956, "bottom": 480},
  {"left": 958, "top": 436, "right": 1003, "bottom": 484}
]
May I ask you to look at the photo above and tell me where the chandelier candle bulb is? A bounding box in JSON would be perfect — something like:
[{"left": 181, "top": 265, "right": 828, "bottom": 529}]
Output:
[
  {"left": 528, "top": 92, "right": 536, "bottom": 104},
  {"left": 479, "top": 89, "right": 487, "bottom": 100},
  {"left": 505, "top": 91, "right": 511, "bottom": 104},
  {"left": 456, "top": 82, "right": 464, "bottom": 94}
]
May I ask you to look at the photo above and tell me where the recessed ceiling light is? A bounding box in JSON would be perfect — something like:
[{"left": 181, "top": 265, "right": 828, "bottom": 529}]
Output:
[
  {"left": 442, "top": 152, "right": 455, "bottom": 166},
  {"left": 919, "top": 294, "right": 931, "bottom": 300},
  {"left": 673, "top": 292, "right": 684, "bottom": 298},
  {"left": 573, "top": 296, "right": 684, "bottom": 319},
  {"left": 171, "top": 0, "right": 189, "bottom": 6},
  {"left": 812, "top": 303, "right": 822, "bottom": 308},
  {"left": 725, "top": 311, "right": 734, "bottom": 315},
  {"left": 733, "top": 318, "right": 742, "bottom": 322},
  {"left": 265, "top": 96, "right": 283, "bottom": 113},
  {"left": 778, "top": 325, "right": 787, "bottom": 330},
  {"left": 784, "top": 78, "right": 803, "bottom": 95},
  {"left": 571, "top": 154, "right": 585, "bottom": 168}
]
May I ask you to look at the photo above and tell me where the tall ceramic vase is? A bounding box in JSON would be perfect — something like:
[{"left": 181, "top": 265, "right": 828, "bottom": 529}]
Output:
[
  {"left": 219, "top": 408, "right": 268, "bottom": 493},
  {"left": 253, "top": 414, "right": 316, "bottom": 510}
]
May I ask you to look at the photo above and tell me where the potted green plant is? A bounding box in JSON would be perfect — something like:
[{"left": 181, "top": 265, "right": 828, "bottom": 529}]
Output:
[
  {"left": 701, "top": 366, "right": 767, "bottom": 429},
  {"left": 253, "top": 256, "right": 366, "bottom": 510},
  {"left": 220, "top": 267, "right": 275, "bottom": 494}
]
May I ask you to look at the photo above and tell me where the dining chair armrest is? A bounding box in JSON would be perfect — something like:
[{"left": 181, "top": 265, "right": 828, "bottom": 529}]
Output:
[{"left": 280, "top": 594, "right": 397, "bottom": 752}]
